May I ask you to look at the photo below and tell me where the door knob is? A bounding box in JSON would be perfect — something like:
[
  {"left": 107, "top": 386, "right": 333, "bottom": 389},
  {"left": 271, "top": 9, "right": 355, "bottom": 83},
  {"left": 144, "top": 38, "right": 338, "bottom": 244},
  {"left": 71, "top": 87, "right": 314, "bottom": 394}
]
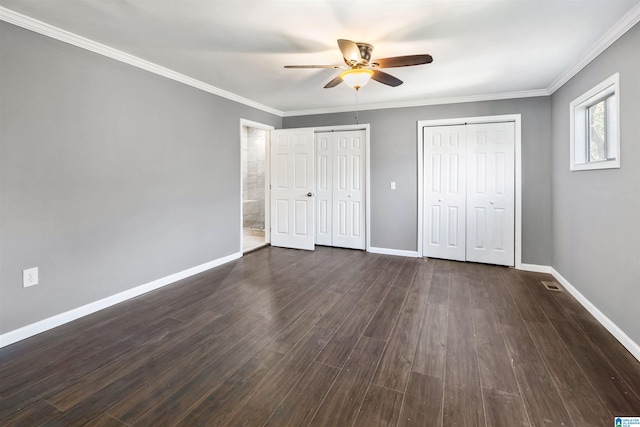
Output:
[
  {"left": 438, "top": 199, "right": 443, "bottom": 202},
  {"left": 307, "top": 192, "right": 314, "bottom": 197},
  {"left": 490, "top": 201, "right": 495, "bottom": 205}
]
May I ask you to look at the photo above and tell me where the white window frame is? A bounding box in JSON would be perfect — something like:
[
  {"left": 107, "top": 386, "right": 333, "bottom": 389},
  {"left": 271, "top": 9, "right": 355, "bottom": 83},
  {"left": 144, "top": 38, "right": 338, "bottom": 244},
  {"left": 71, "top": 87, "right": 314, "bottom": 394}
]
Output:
[{"left": 570, "top": 73, "right": 620, "bottom": 171}]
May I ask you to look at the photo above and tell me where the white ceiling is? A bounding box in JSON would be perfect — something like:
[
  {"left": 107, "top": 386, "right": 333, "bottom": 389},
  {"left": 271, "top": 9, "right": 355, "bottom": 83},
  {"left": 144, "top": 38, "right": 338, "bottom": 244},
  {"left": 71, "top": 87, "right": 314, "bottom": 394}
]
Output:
[{"left": 1, "top": 0, "right": 639, "bottom": 115}]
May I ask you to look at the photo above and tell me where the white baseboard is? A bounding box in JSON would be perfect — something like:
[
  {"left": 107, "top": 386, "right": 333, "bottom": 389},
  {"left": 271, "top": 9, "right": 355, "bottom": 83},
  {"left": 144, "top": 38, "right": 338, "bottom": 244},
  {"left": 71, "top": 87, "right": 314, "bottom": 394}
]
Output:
[
  {"left": 518, "top": 263, "right": 553, "bottom": 273},
  {"left": 473, "top": 261, "right": 639, "bottom": 362},
  {"left": 368, "top": 247, "right": 420, "bottom": 258},
  {"left": 0, "top": 251, "right": 242, "bottom": 349},
  {"left": 551, "top": 267, "right": 640, "bottom": 362}
]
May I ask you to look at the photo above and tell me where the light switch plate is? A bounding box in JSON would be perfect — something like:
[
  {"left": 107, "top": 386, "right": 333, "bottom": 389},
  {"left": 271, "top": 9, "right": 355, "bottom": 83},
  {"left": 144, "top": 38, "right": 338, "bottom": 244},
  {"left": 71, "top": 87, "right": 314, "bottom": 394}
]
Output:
[
  {"left": 390, "top": 181, "right": 396, "bottom": 190},
  {"left": 23, "top": 267, "right": 39, "bottom": 288}
]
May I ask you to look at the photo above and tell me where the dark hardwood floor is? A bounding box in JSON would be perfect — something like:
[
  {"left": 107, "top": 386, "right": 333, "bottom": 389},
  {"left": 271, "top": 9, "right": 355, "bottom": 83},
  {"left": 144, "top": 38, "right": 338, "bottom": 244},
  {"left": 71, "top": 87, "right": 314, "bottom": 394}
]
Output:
[{"left": 1, "top": 246, "right": 639, "bottom": 426}]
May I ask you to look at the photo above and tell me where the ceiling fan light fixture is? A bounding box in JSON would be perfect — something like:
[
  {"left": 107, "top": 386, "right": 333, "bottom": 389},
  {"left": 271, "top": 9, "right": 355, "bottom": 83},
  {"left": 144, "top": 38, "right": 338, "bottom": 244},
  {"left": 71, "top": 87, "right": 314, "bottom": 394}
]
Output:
[
  {"left": 340, "top": 68, "right": 374, "bottom": 90},
  {"left": 286, "top": 39, "right": 431, "bottom": 89}
]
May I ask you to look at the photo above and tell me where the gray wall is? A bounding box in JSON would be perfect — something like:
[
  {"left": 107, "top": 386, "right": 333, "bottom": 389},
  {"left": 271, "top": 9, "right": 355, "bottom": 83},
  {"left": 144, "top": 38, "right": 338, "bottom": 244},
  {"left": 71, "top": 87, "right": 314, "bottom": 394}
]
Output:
[
  {"left": 0, "top": 22, "right": 281, "bottom": 334},
  {"left": 550, "top": 22, "right": 640, "bottom": 345},
  {"left": 284, "top": 97, "right": 552, "bottom": 266}
]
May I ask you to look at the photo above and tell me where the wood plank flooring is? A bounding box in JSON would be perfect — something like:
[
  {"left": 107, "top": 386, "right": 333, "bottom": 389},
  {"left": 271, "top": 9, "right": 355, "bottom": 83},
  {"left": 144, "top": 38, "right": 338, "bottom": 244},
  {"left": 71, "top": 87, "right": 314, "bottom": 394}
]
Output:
[{"left": 1, "top": 246, "right": 639, "bottom": 426}]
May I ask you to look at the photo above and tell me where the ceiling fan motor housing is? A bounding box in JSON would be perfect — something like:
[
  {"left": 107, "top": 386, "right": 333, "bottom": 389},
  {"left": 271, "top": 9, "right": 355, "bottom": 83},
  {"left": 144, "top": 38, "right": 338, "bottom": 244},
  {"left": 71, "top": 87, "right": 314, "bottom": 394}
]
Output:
[{"left": 356, "top": 43, "right": 373, "bottom": 65}]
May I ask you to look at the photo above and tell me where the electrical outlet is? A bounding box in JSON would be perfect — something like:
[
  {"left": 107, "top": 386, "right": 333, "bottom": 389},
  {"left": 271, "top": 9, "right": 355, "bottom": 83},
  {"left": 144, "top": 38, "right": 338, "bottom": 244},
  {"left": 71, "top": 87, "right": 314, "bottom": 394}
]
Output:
[{"left": 23, "top": 267, "right": 39, "bottom": 288}]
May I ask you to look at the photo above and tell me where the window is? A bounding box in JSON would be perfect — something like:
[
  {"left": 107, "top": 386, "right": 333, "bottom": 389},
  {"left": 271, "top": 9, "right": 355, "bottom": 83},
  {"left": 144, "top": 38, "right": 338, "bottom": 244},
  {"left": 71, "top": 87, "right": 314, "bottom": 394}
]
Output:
[{"left": 570, "top": 73, "right": 620, "bottom": 171}]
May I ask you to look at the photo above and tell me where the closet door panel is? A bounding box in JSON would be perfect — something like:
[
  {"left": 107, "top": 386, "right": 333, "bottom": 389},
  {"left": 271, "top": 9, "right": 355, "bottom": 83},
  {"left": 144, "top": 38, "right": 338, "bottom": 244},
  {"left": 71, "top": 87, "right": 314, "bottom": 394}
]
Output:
[
  {"left": 423, "top": 125, "right": 467, "bottom": 261},
  {"left": 332, "top": 131, "right": 366, "bottom": 249},
  {"left": 316, "top": 133, "right": 333, "bottom": 246},
  {"left": 466, "top": 122, "right": 515, "bottom": 266}
]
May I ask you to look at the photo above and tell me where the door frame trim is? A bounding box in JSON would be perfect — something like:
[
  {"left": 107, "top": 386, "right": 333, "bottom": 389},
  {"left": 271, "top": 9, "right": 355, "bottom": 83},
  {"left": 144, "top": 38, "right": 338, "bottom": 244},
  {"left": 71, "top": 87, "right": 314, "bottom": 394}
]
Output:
[
  {"left": 239, "top": 119, "right": 274, "bottom": 251},
  {"left": 417, "top": 114, "right": 522, "bottom": 268},
  {"left": 313, "top": 124, "right": 371, "bottom": 252}
]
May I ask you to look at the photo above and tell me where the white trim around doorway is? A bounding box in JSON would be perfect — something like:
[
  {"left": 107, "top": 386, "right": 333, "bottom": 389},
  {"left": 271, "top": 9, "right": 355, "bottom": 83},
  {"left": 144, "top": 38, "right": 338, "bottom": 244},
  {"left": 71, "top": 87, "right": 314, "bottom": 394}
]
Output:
[{"left": 417, "top": 114, "right": 522, "bottom": 269}]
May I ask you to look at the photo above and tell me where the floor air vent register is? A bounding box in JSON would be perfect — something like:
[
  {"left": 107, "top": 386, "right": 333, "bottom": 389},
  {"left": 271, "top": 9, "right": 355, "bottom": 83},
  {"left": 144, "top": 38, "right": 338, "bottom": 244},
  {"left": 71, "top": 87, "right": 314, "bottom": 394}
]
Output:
[{"left": 542, "top": 280, "right": 562, "bottom": 291}]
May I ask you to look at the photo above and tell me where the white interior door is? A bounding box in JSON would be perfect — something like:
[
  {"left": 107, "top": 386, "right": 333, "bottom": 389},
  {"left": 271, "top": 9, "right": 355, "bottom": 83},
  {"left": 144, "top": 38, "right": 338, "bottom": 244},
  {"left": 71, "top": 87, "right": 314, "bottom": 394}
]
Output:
[
  {"left": 423, "top": 125, "right": 467, "bottom": 261},
  {"left": 315, "top": 130, "right": 366, "bottom": 250},
  {"left": 466, "top": 122, "right": 515, "bottom": 266},
  {"left": 270, "top": 128, "right": 315, "bottom": 250}
]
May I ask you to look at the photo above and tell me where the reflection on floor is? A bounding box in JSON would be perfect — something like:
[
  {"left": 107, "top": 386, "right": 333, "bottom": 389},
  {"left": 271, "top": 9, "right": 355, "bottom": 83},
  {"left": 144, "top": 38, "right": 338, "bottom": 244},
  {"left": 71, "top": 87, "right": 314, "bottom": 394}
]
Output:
[{"left": 243, "top": 228, "right": 266, "bottom": 253}]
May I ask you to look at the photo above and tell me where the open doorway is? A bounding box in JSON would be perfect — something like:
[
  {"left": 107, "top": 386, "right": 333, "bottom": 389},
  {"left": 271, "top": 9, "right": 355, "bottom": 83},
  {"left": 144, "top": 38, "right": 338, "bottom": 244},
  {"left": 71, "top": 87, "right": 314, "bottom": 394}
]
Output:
[{"left": 240, "top": 120, "right": 272, "bottom": 253}]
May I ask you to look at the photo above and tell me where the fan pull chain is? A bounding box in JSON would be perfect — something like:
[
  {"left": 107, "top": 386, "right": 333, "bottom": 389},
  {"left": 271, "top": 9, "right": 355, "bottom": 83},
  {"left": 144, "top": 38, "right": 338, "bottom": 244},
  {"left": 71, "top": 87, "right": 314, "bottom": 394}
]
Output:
[{"left": 354, "top": 90, "right": 359, "bottom": 125}]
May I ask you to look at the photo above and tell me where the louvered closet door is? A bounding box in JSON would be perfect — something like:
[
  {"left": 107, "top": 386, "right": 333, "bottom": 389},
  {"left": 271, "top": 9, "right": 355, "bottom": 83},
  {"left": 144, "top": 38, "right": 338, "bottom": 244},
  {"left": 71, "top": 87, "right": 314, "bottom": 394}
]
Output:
[
  {"left": 315, "top": 130, "right": 366, "bottom": 250},
  {"left": 423, "top": 125, "right": 467, "bottom": 261},
  {"left": 466, "top": 122, "right": 515, "bottom": 266}
]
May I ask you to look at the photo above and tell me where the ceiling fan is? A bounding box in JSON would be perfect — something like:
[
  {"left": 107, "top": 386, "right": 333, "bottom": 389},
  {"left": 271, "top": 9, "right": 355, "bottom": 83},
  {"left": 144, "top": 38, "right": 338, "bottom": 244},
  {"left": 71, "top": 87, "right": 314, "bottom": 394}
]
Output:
[{"left": 285, "top": 39, "right": 433, "bottom": 90}]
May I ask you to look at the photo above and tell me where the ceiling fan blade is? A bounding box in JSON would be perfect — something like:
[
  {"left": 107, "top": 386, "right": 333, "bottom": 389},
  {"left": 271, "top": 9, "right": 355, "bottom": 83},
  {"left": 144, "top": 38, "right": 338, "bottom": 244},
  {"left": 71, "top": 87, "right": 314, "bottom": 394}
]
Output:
[
  {"left": 284, "top": 65, "right": 343, "bottom": 69},
  {"left": 373, "top": 54, "right": 433, "bottom": 68},
  {"left": 337, "top": 39, "right": 362, "bottom": 64},
  {"left": 371, "top": 70, "right": 403, "bottom": 87},
  {"left": 324, "top": 75, "right": 343, "bottom": 88}
]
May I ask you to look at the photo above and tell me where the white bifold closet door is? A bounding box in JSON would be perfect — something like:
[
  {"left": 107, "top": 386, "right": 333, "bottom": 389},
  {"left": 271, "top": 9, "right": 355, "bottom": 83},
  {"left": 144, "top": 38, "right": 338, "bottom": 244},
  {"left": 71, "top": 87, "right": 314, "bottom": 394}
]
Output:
[
  {"left": 423, "top": 122, "right": 515, "bottom": 266},
  {"left": 316, "top": 130, "right": 366, "bottom": 250},
  {"left": 423, "top": 125, "right": 468, "bottom": 261}
]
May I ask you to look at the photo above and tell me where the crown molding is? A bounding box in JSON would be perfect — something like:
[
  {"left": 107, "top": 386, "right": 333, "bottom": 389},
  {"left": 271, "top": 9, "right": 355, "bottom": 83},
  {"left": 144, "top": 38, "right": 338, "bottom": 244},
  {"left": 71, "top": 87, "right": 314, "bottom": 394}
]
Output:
[
  {"left": 547, "top": 2, "right": 640, "bottom": 94},
  {"left": 0, "top": 6, "right": 283, "bottom": 117},
  {"left": 282, "top": 89, "right": 550, "bottom": 117},
  {"left": 2, "top": 3, "right": 638, "bottom": 117}
]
